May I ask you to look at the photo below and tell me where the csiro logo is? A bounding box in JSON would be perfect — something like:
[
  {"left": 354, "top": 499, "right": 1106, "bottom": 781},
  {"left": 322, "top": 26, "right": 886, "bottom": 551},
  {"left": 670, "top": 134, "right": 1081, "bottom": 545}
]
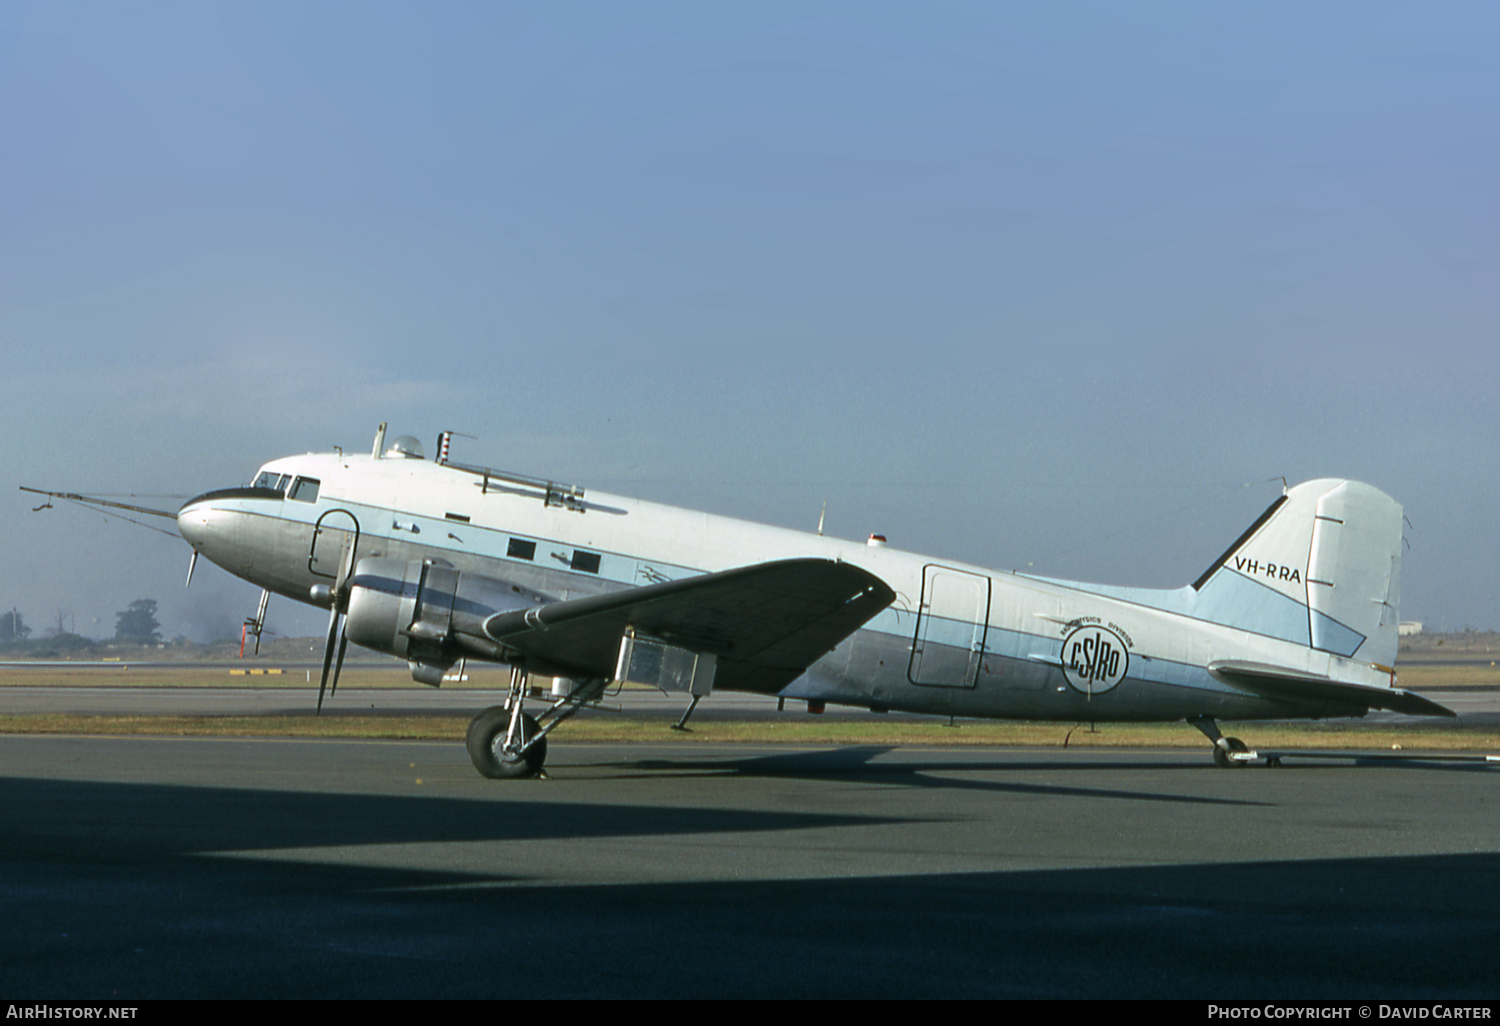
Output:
[{"left": 1061, "top": 622, "right": 1130, "bottom": 694}]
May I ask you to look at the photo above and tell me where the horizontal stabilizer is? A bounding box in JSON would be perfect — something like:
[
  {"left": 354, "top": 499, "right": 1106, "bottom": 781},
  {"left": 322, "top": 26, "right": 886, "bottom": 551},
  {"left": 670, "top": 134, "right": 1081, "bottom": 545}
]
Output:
[
  {"left": 1208, "top": 660, "right": 1455, "bottom": 718},
  {"left": 485, "top": 558, "right": 895, "bottom": 694}
]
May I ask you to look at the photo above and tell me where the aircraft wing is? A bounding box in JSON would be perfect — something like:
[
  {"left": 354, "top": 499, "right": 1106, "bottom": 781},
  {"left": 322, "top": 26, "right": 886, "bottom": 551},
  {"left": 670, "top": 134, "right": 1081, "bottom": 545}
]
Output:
[
  {"left": 483, "top": 558, "right": 895, "bottom": 694},
  {"left": 1208, "top": 660, "right": 1456, "bottom": 718}
]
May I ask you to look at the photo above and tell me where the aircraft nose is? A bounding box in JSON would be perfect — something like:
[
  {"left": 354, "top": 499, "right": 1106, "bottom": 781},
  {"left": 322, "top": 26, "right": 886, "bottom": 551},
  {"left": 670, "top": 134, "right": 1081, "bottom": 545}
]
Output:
[
  {"left": 176, "top": 493, "right": 214, "bottom": 549},
  {"left": 176, "top": 491, "right": 244, "bottom": 558},
  {"left": 175, "top": 487, "right": 272, "bottom": 581}
]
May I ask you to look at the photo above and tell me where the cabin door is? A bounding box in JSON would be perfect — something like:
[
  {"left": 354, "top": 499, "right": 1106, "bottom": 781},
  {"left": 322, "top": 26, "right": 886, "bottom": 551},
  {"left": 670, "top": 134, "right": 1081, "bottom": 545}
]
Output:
[
  {"left": 309, "top": 510, "right": 361, "bottom": 582},
  {"left": 908, "top": 565, "right": 990, "bottom": 688}
]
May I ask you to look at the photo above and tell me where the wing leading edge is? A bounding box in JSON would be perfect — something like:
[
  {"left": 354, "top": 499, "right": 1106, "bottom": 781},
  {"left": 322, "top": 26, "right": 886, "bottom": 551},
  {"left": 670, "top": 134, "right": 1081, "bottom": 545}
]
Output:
[{"left": 484, "top": 558, "right": 896, "bottom": 694}]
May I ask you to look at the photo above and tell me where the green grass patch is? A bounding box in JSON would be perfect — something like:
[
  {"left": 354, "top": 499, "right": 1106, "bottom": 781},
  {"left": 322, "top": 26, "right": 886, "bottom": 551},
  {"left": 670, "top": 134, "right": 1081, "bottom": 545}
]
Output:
[
  {"left": 2, "top": 712, "right": 1496, "bottom": 752},
  {"left": 1393, "top": 664, "right": 1500, "bottom": 688}
]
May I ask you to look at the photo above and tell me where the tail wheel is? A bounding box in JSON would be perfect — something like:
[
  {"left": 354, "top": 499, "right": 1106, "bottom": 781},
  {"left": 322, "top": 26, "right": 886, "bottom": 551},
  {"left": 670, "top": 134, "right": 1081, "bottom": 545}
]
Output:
[
  {"left": 467, "top": 706, "right": 547, "bottom": 779},
  {"left": 1213, "top": 736, "right": 1249, "bottom": 769}
]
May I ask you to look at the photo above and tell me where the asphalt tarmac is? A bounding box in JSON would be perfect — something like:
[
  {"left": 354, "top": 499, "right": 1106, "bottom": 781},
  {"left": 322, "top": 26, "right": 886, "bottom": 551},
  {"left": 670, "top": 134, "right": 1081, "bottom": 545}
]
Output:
[{"left": 3, "top": 729, "right": 1498, "bottom": 999}]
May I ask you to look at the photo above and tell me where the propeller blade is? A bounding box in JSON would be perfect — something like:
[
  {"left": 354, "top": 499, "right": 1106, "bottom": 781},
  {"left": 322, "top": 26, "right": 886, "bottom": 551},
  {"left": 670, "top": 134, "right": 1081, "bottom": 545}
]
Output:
[
  {"left": 316, "top": 604, "right": 342, "bottom": 714},
  {"left": 329, "top": 626, "right": 349, "bottom": 700},
  {"left": 317, "top": 529, "right": 359, "bottom": 714}
]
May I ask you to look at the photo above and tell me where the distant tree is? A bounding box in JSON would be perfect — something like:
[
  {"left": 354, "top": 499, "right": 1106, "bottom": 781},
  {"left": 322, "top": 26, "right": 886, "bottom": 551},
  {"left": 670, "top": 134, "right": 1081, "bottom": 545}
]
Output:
[
  {"left": 0, "top": 609, "right": 29, "bottom": 644},
  {"left": 114, "top": 599, "right": 161, "bottom": 644}
]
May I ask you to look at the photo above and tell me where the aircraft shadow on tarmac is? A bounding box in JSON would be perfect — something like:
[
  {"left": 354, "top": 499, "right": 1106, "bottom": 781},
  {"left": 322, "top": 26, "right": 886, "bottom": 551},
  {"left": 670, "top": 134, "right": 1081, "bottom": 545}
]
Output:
[
  {"left": 6, "top": 748, "right": 1482, "bottom": 875},
  {"left": 0, "top": 754, "right": 1262, "bottom": 873},
  {"left": 600, "top": 742, "right": 1494, "bottom": 795},
  {"left": 0, "top": 773, "right": 901, "bottom": 867},
  {"left": 604, "top": 745, "right": 1284, "bottom": 805}
]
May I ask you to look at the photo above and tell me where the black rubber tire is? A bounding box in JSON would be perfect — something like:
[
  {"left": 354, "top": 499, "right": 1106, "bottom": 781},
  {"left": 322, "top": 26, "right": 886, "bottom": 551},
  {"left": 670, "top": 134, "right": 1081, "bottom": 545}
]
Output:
[{"left": 467, "top": 706, "right": 547, "bottom": 779}]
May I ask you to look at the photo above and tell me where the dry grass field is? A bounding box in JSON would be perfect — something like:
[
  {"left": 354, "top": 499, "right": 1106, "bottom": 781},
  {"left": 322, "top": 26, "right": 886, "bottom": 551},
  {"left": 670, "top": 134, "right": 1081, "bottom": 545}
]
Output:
[
  {"left": 2, "top": 656, "right": 1497, "bottom": 752},
  {"left": 6, "top": 652, "right": 1496, "bottom": 691}
]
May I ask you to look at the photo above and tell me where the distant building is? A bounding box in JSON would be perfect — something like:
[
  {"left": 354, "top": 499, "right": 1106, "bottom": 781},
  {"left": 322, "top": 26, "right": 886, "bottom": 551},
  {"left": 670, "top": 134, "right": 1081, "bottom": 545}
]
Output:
[{"left": 1398, "top": 622, "right": 1424, "bottom": 636}]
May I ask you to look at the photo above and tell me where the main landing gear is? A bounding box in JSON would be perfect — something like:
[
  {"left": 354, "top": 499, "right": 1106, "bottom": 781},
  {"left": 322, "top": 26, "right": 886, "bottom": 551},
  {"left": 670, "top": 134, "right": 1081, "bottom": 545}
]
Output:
[
  {"left": 467, "top": 707, "right": 548, "bottom": 779},
  {"left": 1188, "top": 715, "right": 1255, "bottom": 769},
  {"left": 465, "top": 667, "right": 605, "bottom": 779}
]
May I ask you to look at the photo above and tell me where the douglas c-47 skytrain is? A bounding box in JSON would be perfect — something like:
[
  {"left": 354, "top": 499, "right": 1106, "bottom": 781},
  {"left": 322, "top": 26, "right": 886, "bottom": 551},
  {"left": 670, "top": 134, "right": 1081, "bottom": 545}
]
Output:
[{"left": 31, "top": 425, "right": 1457, "bottom": 777}]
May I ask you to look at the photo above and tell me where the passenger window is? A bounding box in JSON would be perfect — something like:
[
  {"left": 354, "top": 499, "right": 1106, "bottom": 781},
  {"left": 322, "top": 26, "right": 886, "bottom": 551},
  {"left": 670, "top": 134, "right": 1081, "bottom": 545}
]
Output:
[
  {"left": 289, "top": 477, "right": 321, "bottom": 503},
  {"left": 507, "top": 538, "right": 536, "bottom": 561},
  {"left": 571, "top": 550, "right": 601, "bottom": 574}
]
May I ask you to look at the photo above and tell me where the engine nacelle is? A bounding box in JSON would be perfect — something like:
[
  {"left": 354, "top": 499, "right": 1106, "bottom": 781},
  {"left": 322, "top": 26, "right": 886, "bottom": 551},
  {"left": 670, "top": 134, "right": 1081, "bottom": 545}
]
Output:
[{"left": 343, "top": 557, "right": 542, "bottom": 685}]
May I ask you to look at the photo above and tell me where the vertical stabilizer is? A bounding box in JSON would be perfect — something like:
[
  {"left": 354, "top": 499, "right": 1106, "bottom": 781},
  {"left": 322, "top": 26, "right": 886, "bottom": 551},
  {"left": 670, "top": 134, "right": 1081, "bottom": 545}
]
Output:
[{"left": 1191, "top": 479, "right": 1402, "bottom": 665}]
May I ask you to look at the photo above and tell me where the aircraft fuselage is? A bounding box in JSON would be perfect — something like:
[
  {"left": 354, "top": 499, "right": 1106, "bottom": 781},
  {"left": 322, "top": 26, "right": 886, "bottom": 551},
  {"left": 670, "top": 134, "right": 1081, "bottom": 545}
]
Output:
[{"left": 178, "top": 445, "right": 1397, "bottom": 725}]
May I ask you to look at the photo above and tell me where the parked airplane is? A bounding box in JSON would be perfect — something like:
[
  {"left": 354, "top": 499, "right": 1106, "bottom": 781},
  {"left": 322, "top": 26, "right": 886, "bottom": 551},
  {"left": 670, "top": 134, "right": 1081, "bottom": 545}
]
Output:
[{"left": 37, "top": 424, "right": 1456, "bottom": 777}]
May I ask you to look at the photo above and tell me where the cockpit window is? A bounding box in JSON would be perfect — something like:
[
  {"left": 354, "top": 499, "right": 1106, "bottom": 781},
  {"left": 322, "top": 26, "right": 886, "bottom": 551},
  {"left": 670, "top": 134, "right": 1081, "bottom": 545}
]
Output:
[
  {"left": 253, "top": 472, "right": 288, "bottom": 493},
  {"left": 289, "top": 477, "right": 320, "bottom": 503}
]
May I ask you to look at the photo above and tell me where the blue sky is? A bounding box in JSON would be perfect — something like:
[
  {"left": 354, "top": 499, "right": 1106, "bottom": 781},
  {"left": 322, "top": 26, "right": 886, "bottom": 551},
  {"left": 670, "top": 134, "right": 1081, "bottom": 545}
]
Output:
[{"left": 4, "top": 2, "right": 1497, "bottom": 642}]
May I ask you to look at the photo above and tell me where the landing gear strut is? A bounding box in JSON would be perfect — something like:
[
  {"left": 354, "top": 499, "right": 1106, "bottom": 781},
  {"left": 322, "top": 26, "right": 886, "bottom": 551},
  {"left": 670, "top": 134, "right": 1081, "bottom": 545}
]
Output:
[
  {"left": 465, "top": 667, "right": 607, "bottom": 779},
  {"left": 1189, "top": 715, "right": 1254, "bottom": 769}
]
